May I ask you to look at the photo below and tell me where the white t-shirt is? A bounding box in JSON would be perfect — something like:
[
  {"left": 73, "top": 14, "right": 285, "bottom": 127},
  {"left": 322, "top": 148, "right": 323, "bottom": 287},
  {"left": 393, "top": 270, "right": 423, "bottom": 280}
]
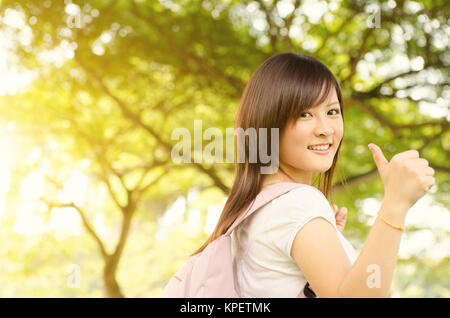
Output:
[{"left": 231, "top": 184, "right": 358, "bottom": 298}]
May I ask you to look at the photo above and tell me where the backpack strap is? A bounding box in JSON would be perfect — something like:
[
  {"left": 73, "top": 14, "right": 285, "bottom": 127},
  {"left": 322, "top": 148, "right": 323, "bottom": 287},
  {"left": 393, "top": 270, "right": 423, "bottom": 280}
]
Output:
[{"left": 225, "top": 182, "right": 305, "bottom": 236}]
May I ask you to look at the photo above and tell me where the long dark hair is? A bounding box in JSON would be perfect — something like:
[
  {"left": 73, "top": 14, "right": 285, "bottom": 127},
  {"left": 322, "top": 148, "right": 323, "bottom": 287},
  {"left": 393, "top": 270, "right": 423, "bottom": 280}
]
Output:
[{"left": 193, "top": 52, "right": 346, "bottom": 255}]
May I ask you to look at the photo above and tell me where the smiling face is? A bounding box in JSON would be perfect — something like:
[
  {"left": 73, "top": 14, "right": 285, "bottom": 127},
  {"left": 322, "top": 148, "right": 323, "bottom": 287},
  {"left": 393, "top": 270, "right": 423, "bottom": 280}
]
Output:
[{"left": 277, "top": 87, "right": 344, "bottom": 184}]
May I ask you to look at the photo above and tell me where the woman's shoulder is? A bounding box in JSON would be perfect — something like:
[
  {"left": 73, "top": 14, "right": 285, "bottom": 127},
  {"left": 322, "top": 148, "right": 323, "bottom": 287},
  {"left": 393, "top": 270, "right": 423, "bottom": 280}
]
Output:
[
  {"left": 273, "top": 183, "right": 328, "bottom": 204},
  {"left": 267, "top": 183, "right": 335, "bottom": 220}
]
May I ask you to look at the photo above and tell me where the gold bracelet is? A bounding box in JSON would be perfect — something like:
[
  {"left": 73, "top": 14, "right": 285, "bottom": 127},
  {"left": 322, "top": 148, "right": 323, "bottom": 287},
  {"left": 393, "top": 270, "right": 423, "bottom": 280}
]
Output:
[{"left": 377, "top": 214, "right": 405, "bottom": 232}]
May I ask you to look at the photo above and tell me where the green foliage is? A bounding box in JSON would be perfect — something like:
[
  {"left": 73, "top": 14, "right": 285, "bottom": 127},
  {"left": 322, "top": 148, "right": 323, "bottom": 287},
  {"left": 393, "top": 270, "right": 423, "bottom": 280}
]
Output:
[{"left": 0, "top": 0, "right": 448, "bottom": 297}]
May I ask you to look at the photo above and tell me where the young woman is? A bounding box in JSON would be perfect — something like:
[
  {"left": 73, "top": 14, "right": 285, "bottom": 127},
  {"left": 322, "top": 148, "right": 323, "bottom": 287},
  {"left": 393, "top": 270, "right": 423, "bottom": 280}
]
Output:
[{"left": 193, "top": 52, "right": 435, "bottom": 297}]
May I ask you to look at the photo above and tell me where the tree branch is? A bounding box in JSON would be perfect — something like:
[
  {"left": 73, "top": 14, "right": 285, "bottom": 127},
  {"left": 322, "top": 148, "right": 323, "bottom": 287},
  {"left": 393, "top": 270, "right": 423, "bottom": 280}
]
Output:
[
  {"left": 64, "top": 114, "right": 128, "bottom": 210},
  {"left": 130, "top": 0, "right": 244, "bottom": 95},
  {"left": 314, "top": 10, "right": 359, "bottom": 57},
  {"left": 73, "top": 51, "right": 230, "bottom": 194},
  {"left": 347, "top": 97, "right": 403, "bottom": 138},
  {"left": 341, "top": 27, "right": 375, "bottom": 85},
  {"left": 333, "top": 168, "right": 378, "bottom": 193},
  {"left": 254, "top": 0, "right": 279, "bottom": 53},
  {"left": 282, "top": 0, "right": 301, "bottom": 51},
  {"left": 397, "top": 119, "right": 449, "bottom": 130},
  {"left": 134, "top": 166, "right": 170, "bottom": 203},
  {"left": 41, "top": 184, "right": 109, "bottom": 260},
  {"left": 355, "top": 62, "right": 441, "bottom": 99},
  {"left": 108, "top": 200, "right": 134, "bottom": 275}
]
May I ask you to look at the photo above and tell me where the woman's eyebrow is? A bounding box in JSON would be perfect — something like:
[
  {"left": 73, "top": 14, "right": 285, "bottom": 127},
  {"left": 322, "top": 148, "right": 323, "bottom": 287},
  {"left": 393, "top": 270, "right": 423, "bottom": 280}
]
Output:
[{"left": 326, "top": 102, "right": 340, "bottom": 107}]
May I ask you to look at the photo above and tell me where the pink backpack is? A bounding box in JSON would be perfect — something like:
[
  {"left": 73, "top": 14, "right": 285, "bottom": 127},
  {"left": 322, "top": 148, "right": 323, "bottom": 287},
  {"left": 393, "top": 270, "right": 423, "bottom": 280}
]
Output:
[{"left": 159, "top": 182, "right": 316, "bottom": 298}]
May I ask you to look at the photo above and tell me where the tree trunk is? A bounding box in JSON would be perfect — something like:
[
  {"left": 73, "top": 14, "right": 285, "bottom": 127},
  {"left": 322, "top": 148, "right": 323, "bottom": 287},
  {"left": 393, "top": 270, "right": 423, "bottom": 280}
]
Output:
[
  {"left": 103, "top": 262, "right": 124, "bottom": 298},
  {"left": 102, "top": 210, "right": 134, "bottom": 298}
]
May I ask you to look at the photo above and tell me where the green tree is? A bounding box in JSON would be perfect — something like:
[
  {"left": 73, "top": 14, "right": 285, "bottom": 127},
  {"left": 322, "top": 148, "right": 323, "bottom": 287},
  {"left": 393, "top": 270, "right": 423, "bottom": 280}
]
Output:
[{"left": 0, "top": 0, "right": 448, "bottom": 297}]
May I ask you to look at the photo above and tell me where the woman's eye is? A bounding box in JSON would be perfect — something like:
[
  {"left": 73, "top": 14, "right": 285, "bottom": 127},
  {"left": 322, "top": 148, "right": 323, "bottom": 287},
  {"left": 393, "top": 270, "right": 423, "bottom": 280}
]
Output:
[
  {"left": 330, "top": 108, "right": 341, "bottom": 115},
  {"left": 299, "top": 112, "right": 311, "bottom": 118},
  {"left": 299, "top": 109, "right": 341, "bottom": 118}
]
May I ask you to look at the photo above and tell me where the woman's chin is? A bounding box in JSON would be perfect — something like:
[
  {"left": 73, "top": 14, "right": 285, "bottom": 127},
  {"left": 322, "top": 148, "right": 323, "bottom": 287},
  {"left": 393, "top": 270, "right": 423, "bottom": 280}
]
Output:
[{"left": 309, "top": 165, "right": 333, "bottom": 173}]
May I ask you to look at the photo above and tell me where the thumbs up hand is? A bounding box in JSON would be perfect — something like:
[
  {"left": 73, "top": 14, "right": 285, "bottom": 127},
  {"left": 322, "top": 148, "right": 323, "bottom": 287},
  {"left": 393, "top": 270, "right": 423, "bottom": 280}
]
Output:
[{"left": 368, "top": 143, "right": 435, "bottom": 211}]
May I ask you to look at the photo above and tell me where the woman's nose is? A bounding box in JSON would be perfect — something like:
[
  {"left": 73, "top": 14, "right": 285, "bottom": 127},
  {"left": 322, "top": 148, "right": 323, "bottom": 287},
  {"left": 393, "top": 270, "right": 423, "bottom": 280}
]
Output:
[
  {"left": 315, "top": 122, "right": 334, "bottom": 136},
  {"left": 317, "top": 128, "right": 334, "bottom": 136}
]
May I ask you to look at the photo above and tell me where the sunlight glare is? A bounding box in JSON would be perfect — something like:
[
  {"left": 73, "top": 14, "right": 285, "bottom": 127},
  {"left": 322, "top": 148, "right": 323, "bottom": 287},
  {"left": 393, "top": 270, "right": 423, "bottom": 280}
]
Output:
[
  {"left": 49, "top": 207, "right": 83, "bottom": 236},
  {"left": 204, "top": 199, "right": 226, "bottom": 235},
  {"left": 20, "top": 171, "right": 45, "bottom": 201},
  {"left": 360, "top": 194, "right": 450, "bottom": 259},
  {"left": 58, "top": 170, "right": 89, "bottom": 208},
  {"left": 0, "top": 9, "right": 36, "bottom": 96},
  {"left": 156, "top": 196, "right": 186, "bottom": 241},
  {"left": 0, "top": 133, "right": 16, "bottom": 224},
  {"left": 186, "top": 208, "right": 201, "bottom": 237},
  {"left": 13, "top": 201, "right": 46, "bottom": 235}
]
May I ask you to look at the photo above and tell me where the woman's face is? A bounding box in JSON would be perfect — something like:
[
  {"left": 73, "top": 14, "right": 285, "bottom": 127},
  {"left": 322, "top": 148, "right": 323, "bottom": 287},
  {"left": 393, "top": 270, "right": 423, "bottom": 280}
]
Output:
[{"left": 279, "top": 88, "right": 343, "bottom": 183}]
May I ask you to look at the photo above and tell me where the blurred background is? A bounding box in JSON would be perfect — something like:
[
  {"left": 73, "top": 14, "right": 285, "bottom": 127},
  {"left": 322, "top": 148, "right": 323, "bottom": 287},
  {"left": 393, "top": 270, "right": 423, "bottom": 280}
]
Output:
[{"left": 0, "top": 0, "right": 448, "bottom": 297}]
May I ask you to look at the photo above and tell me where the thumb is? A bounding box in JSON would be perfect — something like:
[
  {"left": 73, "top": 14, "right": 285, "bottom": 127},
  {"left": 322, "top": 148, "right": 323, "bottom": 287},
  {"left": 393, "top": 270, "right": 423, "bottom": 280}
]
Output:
[{"left": 368, "top": 143, "right": 389, "bottom": 173}]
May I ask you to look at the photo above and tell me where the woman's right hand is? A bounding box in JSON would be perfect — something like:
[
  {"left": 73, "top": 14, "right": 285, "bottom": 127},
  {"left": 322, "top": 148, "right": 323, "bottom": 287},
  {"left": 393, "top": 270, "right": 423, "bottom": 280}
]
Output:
[{"left": 368, "top": 143, "right": 435, "bottom": 211}]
